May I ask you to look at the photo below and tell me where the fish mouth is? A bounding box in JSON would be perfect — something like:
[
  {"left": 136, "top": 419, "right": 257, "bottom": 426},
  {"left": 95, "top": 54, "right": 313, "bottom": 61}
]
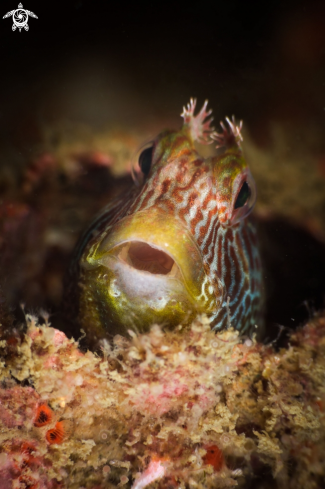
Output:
[
  {"left": 81, "top": 209, "right": 222, "bottom": 335},
  {"left": 117, "top": 241, "right": 181, "bottom": 277}
]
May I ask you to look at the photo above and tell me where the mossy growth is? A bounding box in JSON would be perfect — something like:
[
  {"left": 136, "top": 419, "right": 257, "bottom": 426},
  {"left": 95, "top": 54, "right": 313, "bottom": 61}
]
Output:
[{"left": 1, "top": 313, "right": 325, "bottom": 488}]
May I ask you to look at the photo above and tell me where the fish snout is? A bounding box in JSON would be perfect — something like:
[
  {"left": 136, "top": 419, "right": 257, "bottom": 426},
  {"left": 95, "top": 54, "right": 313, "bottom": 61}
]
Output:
[{"left": 80, "top": 209, "right": 222, "bottom": 339}]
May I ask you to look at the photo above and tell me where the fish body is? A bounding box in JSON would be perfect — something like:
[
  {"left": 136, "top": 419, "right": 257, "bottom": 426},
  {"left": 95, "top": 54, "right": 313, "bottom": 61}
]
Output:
[{"left": 65, "top": 99, "right": 263, "bottom": 347}]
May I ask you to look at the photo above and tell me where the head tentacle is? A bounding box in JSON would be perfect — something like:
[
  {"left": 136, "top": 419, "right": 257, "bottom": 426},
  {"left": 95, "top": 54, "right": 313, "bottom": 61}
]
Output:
[
  {"left": 211, "top": 116, "right": 243, "bottom": 150},
  {"left": 181, "top": 98, "right": 215, "bottom": 145}
]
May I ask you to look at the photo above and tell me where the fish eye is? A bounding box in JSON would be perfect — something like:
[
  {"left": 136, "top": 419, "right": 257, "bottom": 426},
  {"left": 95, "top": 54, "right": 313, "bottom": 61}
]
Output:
[
  {"left": 139, "top": 146, "right": 153, "bottom": 175},
  {"left": 234, "top": 181, "right": 251, "bottom": 209},
  {"left": 231, "top": 171, "right": 256, "bottom": 224},
  {"left": 131, "top": 142, "right": 154, "bottom": 186}
]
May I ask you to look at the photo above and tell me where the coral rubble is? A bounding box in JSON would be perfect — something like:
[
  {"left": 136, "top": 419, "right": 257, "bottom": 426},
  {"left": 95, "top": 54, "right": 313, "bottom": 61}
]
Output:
[{"left": 1, "top": 313, "right": 325, "bottom": 488}]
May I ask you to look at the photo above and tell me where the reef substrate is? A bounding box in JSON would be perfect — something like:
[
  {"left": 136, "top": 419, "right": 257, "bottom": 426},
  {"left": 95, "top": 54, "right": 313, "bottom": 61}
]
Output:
[{"left": 1, "top": 314, "right": 325, "bottom": 489}]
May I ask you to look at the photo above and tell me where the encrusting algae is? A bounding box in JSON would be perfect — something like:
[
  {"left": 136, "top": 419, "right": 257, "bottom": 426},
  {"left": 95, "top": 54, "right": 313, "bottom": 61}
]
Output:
[
  {"left": 1, "top": 312, "right": 325, "bottom": 488},
  {"left": 1, "top": 99, "right": 325, "bottom": 488}
]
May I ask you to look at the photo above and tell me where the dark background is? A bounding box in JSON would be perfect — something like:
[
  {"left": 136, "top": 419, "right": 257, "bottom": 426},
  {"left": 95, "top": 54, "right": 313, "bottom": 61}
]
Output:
[{"left": 0, "top": 0, "right": 325, "bottom": 151}]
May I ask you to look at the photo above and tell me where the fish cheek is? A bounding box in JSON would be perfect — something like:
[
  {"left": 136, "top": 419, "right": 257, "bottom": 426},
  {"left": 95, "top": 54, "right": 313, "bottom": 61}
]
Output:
[
  {"left": 78, "top": 266, "right": 114, "bottom": 344},
  {"left": 78, "top": 261, "right": 202, "bottom": 344}
]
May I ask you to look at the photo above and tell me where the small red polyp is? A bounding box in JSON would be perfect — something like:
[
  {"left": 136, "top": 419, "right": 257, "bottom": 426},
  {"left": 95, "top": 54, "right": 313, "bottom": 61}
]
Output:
[
  {"left": 203, "top": 444, "right": 224, "bottom": 471},
  {"left": 46, "top": 421, "right": 65, "bottom": 444},
  {"left": 34, "top": 404, "right": 53, "bottom": 427}
]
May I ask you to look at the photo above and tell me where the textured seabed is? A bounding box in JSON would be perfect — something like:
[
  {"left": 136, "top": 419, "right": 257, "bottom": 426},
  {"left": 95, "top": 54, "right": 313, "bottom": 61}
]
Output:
[{"left": 1, "top": 312, "right": 325, "bottom": 489}]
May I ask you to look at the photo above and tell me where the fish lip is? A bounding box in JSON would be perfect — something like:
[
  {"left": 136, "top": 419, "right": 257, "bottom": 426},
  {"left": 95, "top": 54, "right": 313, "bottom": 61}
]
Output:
[{"left": 83, "top": 208, "right": 223, "bottom": 308}]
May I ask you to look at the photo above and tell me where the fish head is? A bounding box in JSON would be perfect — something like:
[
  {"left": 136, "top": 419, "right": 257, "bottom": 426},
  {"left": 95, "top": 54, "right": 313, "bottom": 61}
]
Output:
[{"left": 76, "top": 99, "right": 262, "bottom": 344}]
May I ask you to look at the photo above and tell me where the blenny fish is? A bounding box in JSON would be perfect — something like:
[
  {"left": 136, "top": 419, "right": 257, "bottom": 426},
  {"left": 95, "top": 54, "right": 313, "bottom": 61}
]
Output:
[{"left": 65, "top": 99, "right": 263, "bottom": 347}]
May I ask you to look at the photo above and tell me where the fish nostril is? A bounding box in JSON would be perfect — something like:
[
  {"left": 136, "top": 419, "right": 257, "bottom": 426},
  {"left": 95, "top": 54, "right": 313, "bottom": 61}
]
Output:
[{"left": 119, "top": 241, "right": 175, "bottom": 275}]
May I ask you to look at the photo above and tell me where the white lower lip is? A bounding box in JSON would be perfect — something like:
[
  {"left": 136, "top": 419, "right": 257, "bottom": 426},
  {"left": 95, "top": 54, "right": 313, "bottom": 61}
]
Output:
[{"left": 107, "top": 257, "right": 186, "bottom": 306}]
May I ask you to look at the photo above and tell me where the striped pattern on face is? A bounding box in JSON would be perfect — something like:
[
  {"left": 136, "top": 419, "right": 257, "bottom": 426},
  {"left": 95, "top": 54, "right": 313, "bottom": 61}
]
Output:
[
  {"left": 125, "top": 127, "right": 262, "bottom": 334},
  {"left": 71, "top": 100, "right": 263, "bottom": 337}
]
